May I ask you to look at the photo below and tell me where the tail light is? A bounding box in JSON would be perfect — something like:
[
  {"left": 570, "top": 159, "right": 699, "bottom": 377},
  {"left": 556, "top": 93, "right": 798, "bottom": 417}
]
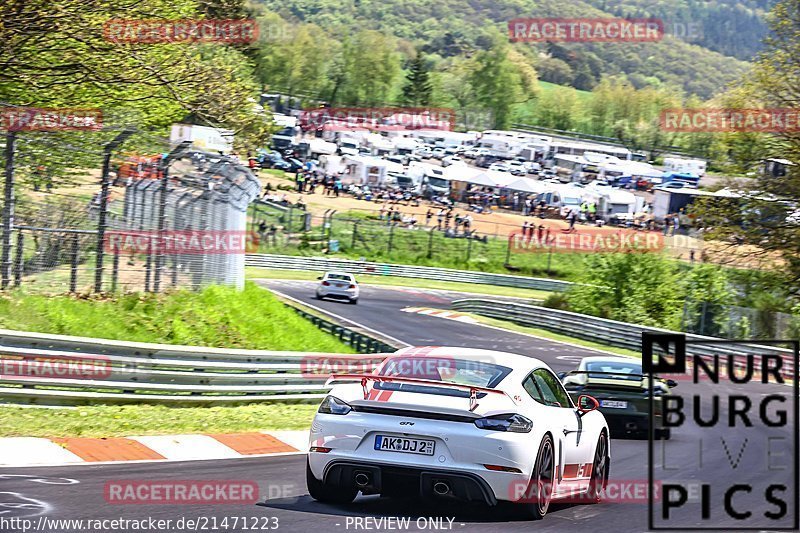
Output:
[
  {"left": 321, "top": 281, "right": 330, "bottom": 286},
  {"left": 484, "top": 464, "right": 523, "bottom": 473},
  {"left": 474, "top": 413, "right": 532, "bottom": 433},
  {"left": 348, "top": 284, "right": 356, "bottom": 289},
  {"left": 318, "top": 395, "right": 351, "bottom": 415},
  {"left": 310, "top": 446, "right": 331, "bottom": 453}
]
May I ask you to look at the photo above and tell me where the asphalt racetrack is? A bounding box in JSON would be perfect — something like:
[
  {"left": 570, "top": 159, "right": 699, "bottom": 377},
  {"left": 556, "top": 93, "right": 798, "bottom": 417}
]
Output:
[{"left": 3, "top": 280, "right": 796, "bottom": 532}]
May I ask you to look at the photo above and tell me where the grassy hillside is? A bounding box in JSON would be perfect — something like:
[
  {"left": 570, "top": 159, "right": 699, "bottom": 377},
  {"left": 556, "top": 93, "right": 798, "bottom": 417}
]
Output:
[
  {"left": 0, "top": 283, "right": 354, "bottom": 351},
  {"left": 259, "top": 0, "right": 750, "bottom": 98}
]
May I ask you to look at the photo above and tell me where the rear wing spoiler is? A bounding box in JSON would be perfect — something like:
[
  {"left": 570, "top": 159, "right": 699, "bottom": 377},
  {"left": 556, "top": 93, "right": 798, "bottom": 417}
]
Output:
[{"left": 326, "top": 373, "right": 515, "bottom": 412}]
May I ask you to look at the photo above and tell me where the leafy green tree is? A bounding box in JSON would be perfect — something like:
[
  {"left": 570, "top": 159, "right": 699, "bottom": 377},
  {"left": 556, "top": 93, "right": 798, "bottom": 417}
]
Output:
[
  {"left": 470, "top": 34, "right": 537, "bottom": 129},
  {"left": 690, "top": 0, "right": 800, "bottom": 290},
  {"left": 401, "top": 52, "right": 433, "bottom": 106},
  {"left": 566, "top": 253, "right": 688, "bottom": 329}
]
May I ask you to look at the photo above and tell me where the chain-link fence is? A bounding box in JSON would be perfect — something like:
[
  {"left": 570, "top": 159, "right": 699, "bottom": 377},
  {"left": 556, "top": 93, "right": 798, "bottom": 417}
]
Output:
[
  {"left": 1, "top": 116, "right": 261, "bottom": 295},
  {"left": 683, "top": 301, "right": 800, "bottom": 340}
]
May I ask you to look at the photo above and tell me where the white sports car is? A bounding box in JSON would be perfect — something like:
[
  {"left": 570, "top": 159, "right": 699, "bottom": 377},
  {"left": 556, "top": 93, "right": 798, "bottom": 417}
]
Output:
[{"left": 306, "top": 346, "right": 610, "bottom": 519}]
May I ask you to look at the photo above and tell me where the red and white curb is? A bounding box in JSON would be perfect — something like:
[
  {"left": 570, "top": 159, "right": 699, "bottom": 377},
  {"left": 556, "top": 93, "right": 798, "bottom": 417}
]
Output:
[
  {"left": 401, "top": 306, "right": 478, "bottom": 324},
  {"left": 0, "top": 430, "right": 309, "bottom": 467}
]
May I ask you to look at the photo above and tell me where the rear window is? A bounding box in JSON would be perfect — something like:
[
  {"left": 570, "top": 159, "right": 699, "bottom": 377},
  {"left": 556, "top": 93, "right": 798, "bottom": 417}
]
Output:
[
  {"left": 585, "top": 361, "right": 642, "bottom": 381},
  {"left": 379, "top": 357, "right": 511, "bottom": 388},
  {"left": 326, "top": 274, "right": 353, "bottom": 282}
]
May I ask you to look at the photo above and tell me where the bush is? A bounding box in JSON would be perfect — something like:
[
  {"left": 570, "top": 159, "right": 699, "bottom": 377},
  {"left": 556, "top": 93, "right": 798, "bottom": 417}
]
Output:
[
  {"left": 565, "top": 253, "right": 731, "bottom": 331},
  {"left": 542, "top": 292, "right": 570, "bottom": 311}
]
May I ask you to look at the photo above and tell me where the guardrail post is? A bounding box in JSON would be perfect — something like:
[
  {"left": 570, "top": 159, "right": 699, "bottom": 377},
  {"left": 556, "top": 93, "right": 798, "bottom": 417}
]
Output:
[
  {"left": 13, "top": 230, "right": 23, "bottom": 287},
  {"left": 69, "top": 233, "right": 79, "bottom": 293}
]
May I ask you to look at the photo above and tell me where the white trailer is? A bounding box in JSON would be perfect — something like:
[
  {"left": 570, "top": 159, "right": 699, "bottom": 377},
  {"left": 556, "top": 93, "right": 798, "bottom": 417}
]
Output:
[
  {"left": 663, "top": 157, "right": 707, "bottom": 177},
  {"left": 170, "top": 124, "right": 234, "bottom": 153}
]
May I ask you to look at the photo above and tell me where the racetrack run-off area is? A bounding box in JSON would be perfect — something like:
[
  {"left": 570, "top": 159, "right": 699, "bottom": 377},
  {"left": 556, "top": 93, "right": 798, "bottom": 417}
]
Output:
[{"left": 2, "top": 281, "right": 793, "bottom": 532}]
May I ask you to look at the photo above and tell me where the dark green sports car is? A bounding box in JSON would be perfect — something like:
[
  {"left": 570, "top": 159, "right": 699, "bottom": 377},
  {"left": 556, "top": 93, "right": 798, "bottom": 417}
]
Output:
[{"left": 559, "top": 356, "right": 677, "bottom": 440}]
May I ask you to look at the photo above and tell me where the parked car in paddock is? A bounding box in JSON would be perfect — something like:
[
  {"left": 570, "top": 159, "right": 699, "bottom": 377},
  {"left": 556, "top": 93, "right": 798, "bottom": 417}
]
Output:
[
  {"left": 315, "top": 272, "right": 360, "bottom": 304},
  {"left": 307, "top": 346, "right": 610, "bottom": 520},
  {"left": 507, "top": 160, "right": 528, "bottom": 176},
  {"left": 559, "top": 356, "right": 676, "bottom": 440}
]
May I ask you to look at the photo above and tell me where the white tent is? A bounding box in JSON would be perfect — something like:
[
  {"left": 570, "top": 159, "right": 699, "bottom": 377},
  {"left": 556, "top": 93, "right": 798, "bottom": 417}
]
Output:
[
  {"left": 505, "top": 177, "right": 547, "bottom": 194},
  {"left": 443, "top": 166, "right": 495, "bottom": 186},
  {"left": 486, "top": 170, "right": 519, "bottom": 188}
]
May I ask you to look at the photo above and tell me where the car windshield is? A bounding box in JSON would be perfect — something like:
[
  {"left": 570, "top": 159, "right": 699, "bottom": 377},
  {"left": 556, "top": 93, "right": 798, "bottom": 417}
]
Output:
[
  {"left": 379, "top": 357, "right": 512, "bottom": 388},
  {"left": 326, "top": 274, "right": 353, "bottom": 282},
  {"left": 584, "top": 361, "right": 643, "bottom": 381}
]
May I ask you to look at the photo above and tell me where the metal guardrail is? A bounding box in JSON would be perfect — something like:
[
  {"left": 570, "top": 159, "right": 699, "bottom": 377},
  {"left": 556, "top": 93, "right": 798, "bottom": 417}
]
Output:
[
  {"left": 245, "top": 254, "right": 572, "bottom": 292},
  {"left": 0, "top": 329, "right": 390, "bottom": 405},
  {"left": 451, "top": 299, "right": 796, "bottom": 372},
  {"left": 289, "top": 307, "right": 398, "bottom": 354}
]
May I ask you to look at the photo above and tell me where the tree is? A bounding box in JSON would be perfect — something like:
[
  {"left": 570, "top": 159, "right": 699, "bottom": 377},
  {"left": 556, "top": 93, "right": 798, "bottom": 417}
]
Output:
[
  {"left": 0, "top": 0, "right": 271, "bottom": 181},
  {"left": 401, "top": 52, "right": 433, "bottom": 106},
  {"left": 690, "top": 0, "right": 800, "bottom": 290},
  {"left": 334, "top": 31, "right": 401, "bottom": 106},
  {"left": 470, "top": 34, "right": 537, "bottom": 129}
]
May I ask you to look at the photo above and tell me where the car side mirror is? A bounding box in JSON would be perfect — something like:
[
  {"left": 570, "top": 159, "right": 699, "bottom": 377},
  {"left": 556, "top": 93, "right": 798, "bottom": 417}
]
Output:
[
  {"left": 577, "top": 395, "right": 600, "bottom": 416},
  {"left": 316, "top": 276, "right": 322, "bottom": 280},
  {"left": 556, "top": 371, "right": 567, "bottom": 381},
  {"left": 666, "top": 379, "right": 678, "bottom": 388}
]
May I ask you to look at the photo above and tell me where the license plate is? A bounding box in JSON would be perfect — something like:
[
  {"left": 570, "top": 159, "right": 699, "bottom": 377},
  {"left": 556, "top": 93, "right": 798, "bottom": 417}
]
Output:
[
  {"left": 601, "top": 400, "right": 628, "bottom": 409},
  {"left": 335, "top": 283, "right": 346, "bottom": 288},
  {"left": 374, "top": 435, "right": 435, "bottom": 456}
]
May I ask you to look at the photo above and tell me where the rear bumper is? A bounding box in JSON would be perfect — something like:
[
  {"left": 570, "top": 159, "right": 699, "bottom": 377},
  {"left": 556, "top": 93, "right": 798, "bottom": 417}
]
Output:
[
  {"left": 317, "top": 287, "right": 358, "bottom": 299},
  {"left": 308, "top": 411, "right": 535, "bottom": 503},
  {"left": 602, "top": 411, "right": 663, "bottom": 435},
  {"left": 323, "top": 460, "right": 497, "bottom": 505}
]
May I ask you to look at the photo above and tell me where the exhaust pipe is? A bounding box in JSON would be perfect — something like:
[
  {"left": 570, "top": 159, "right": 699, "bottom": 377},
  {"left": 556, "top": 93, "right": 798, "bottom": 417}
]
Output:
[
  {"left": 354, "top": 473, "right": 371, "bottom": 487},
  {"left": 433, "top": 481, "right": 450, "bottom": 496}
]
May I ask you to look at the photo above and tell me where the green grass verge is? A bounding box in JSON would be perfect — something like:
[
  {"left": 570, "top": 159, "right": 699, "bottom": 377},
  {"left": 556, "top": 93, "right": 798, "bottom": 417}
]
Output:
[
  {"left": 0, "top": 404, "right": 317, "bottom": 438},
  {"left": 246, "top": 267, "right": 553, "bottom": 300},
  {"left": 0, "top": 282, "right": 353, "bottom": 352},
  {"left": 461, "top": 312, "right": 641, "bottom": 358}
]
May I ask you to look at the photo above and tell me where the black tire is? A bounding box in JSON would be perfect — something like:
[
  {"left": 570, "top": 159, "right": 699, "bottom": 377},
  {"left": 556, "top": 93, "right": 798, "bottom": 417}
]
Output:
[
  {"left": 588, "top": 431, "right": 610, "bottom": 503},
  {"left": 522, "top": 434, "right": 555, "bottom": 520},
  {"left": 314, "top": 293, "right": 323, "bottom": 300},
  {"left": 306, "top": 460, "right": 357, "bottom": 504},
  {"left": 350, "top": 298, "right": 358, "bottom": 305}
]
